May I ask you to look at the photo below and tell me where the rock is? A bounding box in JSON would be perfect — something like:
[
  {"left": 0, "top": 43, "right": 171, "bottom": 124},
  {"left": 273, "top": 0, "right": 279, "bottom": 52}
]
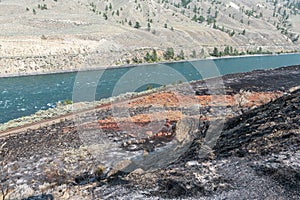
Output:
[
  {"left": 130, "top": 168, "right": 145, "bottom": 175},
  {"left": 16, "top": 178, "right": 27, "bottom": 185},
  {"left": 23, "top": 194, "right": 54, "bottom": 200},
  {"left": 39, "top": 182, "right": 53, "bottom": 193},
  {"left": 289, "top": 85, "right": 300, "bottom": 93},
  {"left": 9, "top": 184, "right": 34, "bottom": 200},
  {"left": 185, "top": 160, "right": 200, "bottom": 167},
  {"left": 107, "top": 159, "right": 133, "bottom": 177}
]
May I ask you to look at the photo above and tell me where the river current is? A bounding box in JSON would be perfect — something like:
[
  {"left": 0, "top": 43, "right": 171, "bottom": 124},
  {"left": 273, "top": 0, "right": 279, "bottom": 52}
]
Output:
[{"left": 0, "top": 54, "right": 299, "bottom": 124}]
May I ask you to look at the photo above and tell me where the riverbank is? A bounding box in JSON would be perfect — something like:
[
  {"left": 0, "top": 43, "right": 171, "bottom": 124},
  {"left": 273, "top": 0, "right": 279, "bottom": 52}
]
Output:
[
  {"left": 1, "top": 65, "right": 299, "bottom": 199},
  {"left": 1, "top": 64, "right": 300, "bottom": 133},
  {"left": 0, "top": 87, "right": 163, "bottom": 133},
  {"left": 1, "top": 0, "right": 300, "bottom": 79},
  {"left": 0, "top": 52, "right": 299, "bottom": 78}
]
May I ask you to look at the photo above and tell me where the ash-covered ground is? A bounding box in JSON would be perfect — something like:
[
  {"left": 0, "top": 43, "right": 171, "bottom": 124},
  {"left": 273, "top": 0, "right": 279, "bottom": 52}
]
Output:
[{"left": 0, "top": 65, "right": 299, "bottom": 199}]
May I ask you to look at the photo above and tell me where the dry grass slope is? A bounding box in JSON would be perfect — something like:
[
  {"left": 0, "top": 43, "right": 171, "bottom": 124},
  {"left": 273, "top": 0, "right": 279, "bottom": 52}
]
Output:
[{"left": 0, "top": 0, "right": 299, "bottom": 76}]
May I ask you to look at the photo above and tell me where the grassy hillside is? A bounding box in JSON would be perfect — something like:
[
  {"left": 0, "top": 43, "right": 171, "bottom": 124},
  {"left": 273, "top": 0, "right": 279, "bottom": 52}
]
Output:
[{"left": 0, "top": 0, "right": 299, "bottom": 72}]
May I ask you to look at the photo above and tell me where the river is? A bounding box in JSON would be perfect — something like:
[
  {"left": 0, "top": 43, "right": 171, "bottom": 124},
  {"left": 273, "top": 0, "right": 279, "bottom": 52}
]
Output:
[{"left": 0, "top": 54, "right": 299, "bottom": 124}]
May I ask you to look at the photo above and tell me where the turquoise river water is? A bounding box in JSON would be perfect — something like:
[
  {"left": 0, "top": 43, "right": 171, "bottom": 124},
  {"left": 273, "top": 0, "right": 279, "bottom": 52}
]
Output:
[{"left": 0, "top": 54, "right": 299, "bottom": 124}]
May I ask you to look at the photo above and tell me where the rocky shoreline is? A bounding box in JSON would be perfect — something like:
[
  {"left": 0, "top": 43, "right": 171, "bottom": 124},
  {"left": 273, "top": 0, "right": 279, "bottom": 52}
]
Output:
[
  {"left": 0, "top": 51, "right": 299, "bottom": 78},
  {"left": 1, "top": 65, "right": 300, "bottom": 199}
]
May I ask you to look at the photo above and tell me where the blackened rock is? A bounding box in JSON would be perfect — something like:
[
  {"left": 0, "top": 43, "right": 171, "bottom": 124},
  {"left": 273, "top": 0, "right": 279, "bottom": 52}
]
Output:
[{"left": 22, "top": 194, "right": 54, "bottom": 200}]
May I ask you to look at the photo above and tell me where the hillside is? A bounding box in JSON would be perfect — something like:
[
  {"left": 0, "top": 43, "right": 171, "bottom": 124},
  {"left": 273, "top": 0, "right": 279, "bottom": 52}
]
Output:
[
  {"left": 0, "top": 65, "right": 299, "bottom": 199},
  {"left": 0, "top": 0, "right": 299, "bottom": 76}
]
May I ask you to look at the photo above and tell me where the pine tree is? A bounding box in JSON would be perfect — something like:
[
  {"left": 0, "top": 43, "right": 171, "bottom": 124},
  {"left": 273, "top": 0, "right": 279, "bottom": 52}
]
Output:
[
  {"left": 152, "top": 49, "right": 158, "bottom": 61},
  {"left": 213, "top": 22, "right": 217, "bottom": 29},
  {"left": 134, "top": 21, "right": 141, "bottom": 29},
  {"left": 178, "top": 50, "right": 185, "bottom": 60},
  {"left": 103, "top": 13, "right": 108, "bottom": 20},
  {"left": 144, "top": 52, "right": 151, "bottom": 62},
  {"left": 164, "top": 47, "right": 175, "bottom": 60},
  {"left": 242, "top": 29, "right": 246, "bottom": 35},
  {"left": 211, "top": 47, "right": 219, "bottom": 57},
  {"left": 191, "top": 50, "right": 196, "bottom": 58}
]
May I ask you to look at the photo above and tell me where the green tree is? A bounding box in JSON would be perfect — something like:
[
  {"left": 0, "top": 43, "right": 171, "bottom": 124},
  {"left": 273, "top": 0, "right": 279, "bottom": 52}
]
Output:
[
  {"left": 207, "top": 7, "right": 211, "bottom": 14},
  {"left": 129, "top": 20, "right": 132, "bottom": 26},
  {"left": 215, "top": 10, "right": 218, "bottom": 18},
  {"left": 233, "top": 48, "right": 239, "bottom": 55},
  {"left": 213, "top": 22, "right": 217, "bottom": 29},
  {"left": 192, "top": 14, "right": 197, "bottom": 22},
  {"left": 103, "top": 13, "right": 108, "bottom": 20},
  {"left": 134, "top": 21, "right": 141, "bottom": 29},
  {"left": 258, "top": 47, "right": 263, "bottom": 53},
  {"left": 164, "top": 47, "right": 175, "bottom": 60},
  {"left": 177, "top": 50, "right": 185, "bottom": 60},
  {"left": 198, "top": 16, "right": 205, "bottom": 23},
  {"left": 191, "top": 50, "right": 196, "bottom": 58},
  {"left": 144, "top": 52, "right": 151, "bottom": 62},
  {"left": 33, "top": 8, "right": 36, "bottom": 15},
  {"left": 152, "top": 49, "right": 158, "bottom": 62},
  {"left": 200, "top": 48, "right": 205, "bottom": 57},
  {"left": 224, "top": 46, "right": 230, "bottom": 55},
  {"left": 211, "top": 47, "right": 219, "bottom": 57},
  {"left": 242, "top": 29, "right": 246, "bottom": 35},
  {"left": 164, "top": 23, "right": 168, "bottom": 28},
  {"left": 193, "top": 5, "right": 197, "bottom": 13},
  {"left": 41, "top": 4, "right": 47, "bottom": 10}
]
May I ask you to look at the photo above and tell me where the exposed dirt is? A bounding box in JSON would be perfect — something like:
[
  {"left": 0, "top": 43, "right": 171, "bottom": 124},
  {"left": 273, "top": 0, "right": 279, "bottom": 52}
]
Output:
[{"left": 1, "top": 65, "right": 300, "bottom": 199}]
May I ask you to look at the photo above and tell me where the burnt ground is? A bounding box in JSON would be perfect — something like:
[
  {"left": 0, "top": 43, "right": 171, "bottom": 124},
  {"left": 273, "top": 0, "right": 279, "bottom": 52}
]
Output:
[
  {"left": 192, "top": 65, "right": 300, "bottom": 94},
  {"left": 104, "top": 89, "right": 299, "bottom": 200},
  {"left": 0, "top": 65, "right": 300, "bottom": 199}
]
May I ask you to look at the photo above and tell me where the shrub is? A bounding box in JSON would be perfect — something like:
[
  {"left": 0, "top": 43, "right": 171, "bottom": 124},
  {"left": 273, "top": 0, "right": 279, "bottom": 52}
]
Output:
[
  {"left": 146, "top": 85, "right": 153, "bottom": 90},
  {"left": 63, "top": 99, "right": 73, "bottom": 105},
  {"left": 164, "top": 47, "right": 175, "bottom": 60}
]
